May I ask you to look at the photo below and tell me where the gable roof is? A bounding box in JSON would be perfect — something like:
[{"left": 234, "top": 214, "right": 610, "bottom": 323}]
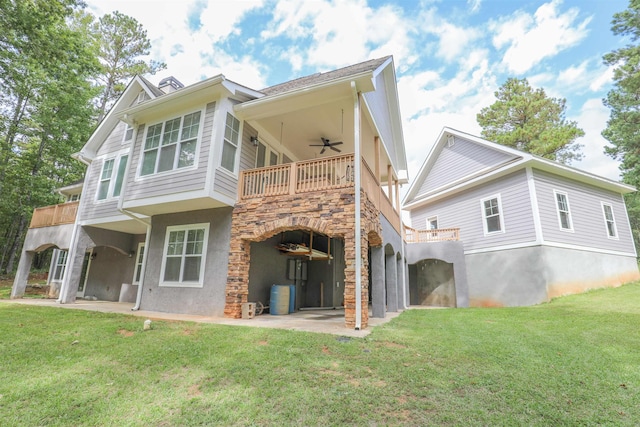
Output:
[
  {"left": 403, "top": 127, "right": 635, "bottom": 210},
  {"left": 260, "top": 56, "right": 391, "bottom": 96},
  {"left": 74, "top": 75, "right": 164, "bottom": 162}
]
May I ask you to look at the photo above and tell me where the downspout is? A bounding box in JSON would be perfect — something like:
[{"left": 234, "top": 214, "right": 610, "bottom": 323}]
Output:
[
  {"left": 351, "top": 81, "right": 362, "bottom": 330},
  {"left": 116, "top": 118, "right": 151, "bottom": 311}
]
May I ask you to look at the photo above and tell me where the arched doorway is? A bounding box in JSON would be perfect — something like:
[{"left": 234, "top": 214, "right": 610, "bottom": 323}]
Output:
[{"left": 409, "top": 259, "right": 457, "bottom": 307}]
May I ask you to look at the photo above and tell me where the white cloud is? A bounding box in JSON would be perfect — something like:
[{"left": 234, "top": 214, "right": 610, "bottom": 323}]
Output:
[
  {"left": 490, "top": 0, "right": 591, "bottom": 74},
  {"left": 571, "top": 98, "right": 620, "bottom": 180},
  {"left": 199, "top": 0, "right": 264, "bottom": 43}
]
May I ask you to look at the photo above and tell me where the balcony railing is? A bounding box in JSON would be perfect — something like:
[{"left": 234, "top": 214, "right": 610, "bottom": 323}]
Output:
[
  {"left": 240, "top": 153, "right": 355, "bottom": 198},
  {"left": 404, "top": 225, "right": 460, "bottom": 243},
  {"left": 238, "top": 153, "right": 402, "bottom": 234},
  {"left": 29, "top": 201, "right": 79, "bottom": 228}
]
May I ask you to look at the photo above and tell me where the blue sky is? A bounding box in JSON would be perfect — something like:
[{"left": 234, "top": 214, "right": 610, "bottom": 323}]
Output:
[{"left": 87, "top": 0, "right": 631, "bottom": 184}]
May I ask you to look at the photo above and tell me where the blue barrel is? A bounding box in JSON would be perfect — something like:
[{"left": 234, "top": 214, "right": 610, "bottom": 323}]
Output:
[
  {"left": 288, "top": 284, "right": 296, "bottom": 313},
  {"left": 270, "top": 285, "right": 290, "bottom": 315}
]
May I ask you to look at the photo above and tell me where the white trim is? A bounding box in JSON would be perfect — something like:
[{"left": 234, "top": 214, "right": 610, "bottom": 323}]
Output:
[
  {"left": 480, "top": 194, "right": 505, "bottom": 236},
  {"left": 159, "top": 223, "right": 209, "bottom": 288},
  {"left": 122, "top": 122, "right": 134, "bottom": 145},
  {"left": 219, "top": 111, "right": 241, "bottom": 175},
  {"left": 601, "top": 202, "right": 619, "bottom": 240},
  {"left": 95, "top": 150, "right": 130, "bottom": 202},
  {"left": 553, "top": 189, "right": 574, "bottom": 232},
  {"left": 526, "top": 167, "right": 544, "bottom": 244},
  {"left": 464, "top": 240, "right": 637, "bottom": 258}
]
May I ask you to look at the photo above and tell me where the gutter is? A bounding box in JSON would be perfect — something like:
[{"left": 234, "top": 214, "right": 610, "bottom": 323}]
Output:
[
  {"left": 352, "top": 82, "right": 362, "bottom": 330},
  {"left": 116, "top": 119, "right": 151, "bottom": 311}
]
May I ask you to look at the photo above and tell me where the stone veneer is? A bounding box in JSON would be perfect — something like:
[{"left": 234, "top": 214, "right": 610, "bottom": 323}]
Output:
[{"left": 225, "top": 186, "right": 382, "bottom": 328}]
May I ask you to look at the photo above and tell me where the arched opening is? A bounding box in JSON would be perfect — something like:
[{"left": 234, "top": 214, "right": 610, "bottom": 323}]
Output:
[{"left": 409, "top": 259, "right": 457, "bottom": 307}]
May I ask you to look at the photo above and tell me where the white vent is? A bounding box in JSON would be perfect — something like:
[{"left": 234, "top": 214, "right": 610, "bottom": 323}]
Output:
[{"left": 447, "top": 135, "right": 455, "bottom": 147}]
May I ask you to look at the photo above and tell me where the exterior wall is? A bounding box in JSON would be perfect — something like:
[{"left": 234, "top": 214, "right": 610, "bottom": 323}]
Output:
[
  {"left": 405, "top": 241, "right": 469, "bottom": 308},
  {"left": 410, "top": 170, "right": 536, "bottom": 250},
  {"left": 533, "top": 169, "right": 636, "bottom": 254},
  {"left": 465, "top": 245, "right": 640, "bottom": 307},
  {"left": 77, "top": 122, "right": 131, "bottom": 221},
  {"left": 465, "top": 246, "right": 548, "bottom": 307},
  {"left": 225, "top": 188, "right": 381, "bottom": 329},
  {"left": 363, "top": 71, "right": 396, "bottom": 166},
  {"left": 542, "top": 246, "right": 640, "bottom": 298},
  {"left": 139, "top": 207, "right": 233, "bottom": 316},
  {"left": 19, "top": 223, "right": 75, "bottom": 252},
  {"left": 415, "top": 136, "right": 517, "bottom": 198},
  {"left": 123, "top": 102, "right": 215, "bottom": 202},
  {"left": 83, "top": 246, "right": 135, "bottom": 301}
]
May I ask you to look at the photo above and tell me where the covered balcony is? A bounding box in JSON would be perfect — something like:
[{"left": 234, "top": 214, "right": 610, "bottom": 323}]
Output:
[
  {"left": 404, "top": 225, "right": 460, "bottom": 243},
  {"left": 238, "top": 153, "right": 401, "bottom": 233},
  {"left": 29, "top": 201, "right": 79, "bottom": 229}
]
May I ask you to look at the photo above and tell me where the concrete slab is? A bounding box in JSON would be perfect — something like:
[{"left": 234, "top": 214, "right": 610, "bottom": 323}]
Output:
[{"left": 2, "top": 299, "right": 403, "bottom": 338}]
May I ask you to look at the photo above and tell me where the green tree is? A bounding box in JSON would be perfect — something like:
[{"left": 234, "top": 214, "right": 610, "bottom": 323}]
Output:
[
  {"left": 477, "top": 78, "right": 584, "bottom": 164},
  {"left": 92, "top": 11, "right": 166, "bottom": 121},
  {"left": 602, "top": 0, "right": 640, "bottom": 254},
  {"left": 0, "top": 0, "right": 98, "bottom": 273}
]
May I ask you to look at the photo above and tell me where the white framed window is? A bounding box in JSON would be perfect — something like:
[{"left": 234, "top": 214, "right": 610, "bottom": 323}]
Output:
[
  {"left": 122, "top": 123, "right": 134, "bottom": 144},
  {"left": 68, "top": 193, "right": 81, "bottom": 202},
  {"left": 140, "top": 111, "right": 201, "bottom": 176},
  {"left": 160, "top": 223, "right": 209, "bottom": 287},
  {"left": 52, "top": 250, "right": 68, "bottom": 282},
  {"left": 554, "top": 190, "right": 573, "bottom": 231},
  {"left": 133, "top": 242, "right": 145, "bottom": 284},
  {"left": 427, "top": 216, "right": 438, "bottom": 230},
  {"left": 96, "top": 154, "right": 129, "bottom": 200},
  {"left": 602, "top": 202, "right": 618, "bottom": 239},
  {"left": 481, "top": 195, "right": 504, "bottom": 235},
  {"left": 221, "top": 112, "right": 240, "bottom": 173},
  {"left": 256, "top": 140, "right": 279, "bottom": 168}
]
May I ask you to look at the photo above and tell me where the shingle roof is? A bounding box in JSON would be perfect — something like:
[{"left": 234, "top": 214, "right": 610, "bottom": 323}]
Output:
[{"left": 260, "top": 56, "right": 391, "bottom": 96}]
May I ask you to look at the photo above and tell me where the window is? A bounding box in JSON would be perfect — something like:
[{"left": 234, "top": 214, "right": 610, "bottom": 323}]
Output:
[
  {"left": 554, "top": 191, "right": 573, "bottom": 231},
  {"left": 133, "top": 243, "right": 145, "bottom": 283},
  {"left": 221, "top": 113, "right": 240, "bottom": 172},
  {"left": 52, "top": 250, "right": 68, "bottom": 282},
  {"left": 122, "top": 123, "right": 134, "bottom": 144},
  {"left": 97, "top": 154, "right": 128, "bottom": 200},
  {"left": 481, "top": 195, "right": 504, "bottom": 235},
  {"left": 602, "top": 203, "right": 618, "bottom": 238},
  {"left": 141, "top": 111, "right": 201, "bottom": 176},
  {"left": 68, "top": 193, "right": 81, "bottom": 202},
  {"left": 160, "top": 223, "right": 209, "bottom": 287},
  {"left": 427, "top": 216, "right": 438, "bottom": 230}
]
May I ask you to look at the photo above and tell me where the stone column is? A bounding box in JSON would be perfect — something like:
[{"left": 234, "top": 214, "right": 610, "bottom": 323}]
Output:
[
  {"left": 10, "top": 250, "right": 33, "bottom": 298},
  {"left": 59, "top": 227, "right": 92, "bottom": 304},
  {"left": 370, "top": 246, "right": 386, "bottom": 318}
]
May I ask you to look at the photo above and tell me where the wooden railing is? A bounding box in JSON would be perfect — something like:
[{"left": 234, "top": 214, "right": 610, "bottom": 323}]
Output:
[
  {"left": 404, "top": 225, "right": 460, "bottom": 243},
  {"left": 238, "top": 153, "right": 402, "bottom": 234},
  {"left": 239, "top": 154, "right": 355, "bottom": 199},
  {"left": 29, "top": 201, "right": 79, "bottom": 228}
]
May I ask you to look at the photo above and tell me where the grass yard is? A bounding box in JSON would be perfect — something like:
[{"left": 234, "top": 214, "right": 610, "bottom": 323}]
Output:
[{"left": 1, "top": 283, "right": 639, "bottom": 426}]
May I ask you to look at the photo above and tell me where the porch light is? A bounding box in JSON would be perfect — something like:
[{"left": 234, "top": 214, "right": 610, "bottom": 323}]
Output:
[{"left": 250, "top": 136, "right": 259, "bottom": 146}]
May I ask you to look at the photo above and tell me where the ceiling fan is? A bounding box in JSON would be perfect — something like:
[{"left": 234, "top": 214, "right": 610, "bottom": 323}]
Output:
[{"left": 310, "top": 137, "right": 343, "bottom": 154}]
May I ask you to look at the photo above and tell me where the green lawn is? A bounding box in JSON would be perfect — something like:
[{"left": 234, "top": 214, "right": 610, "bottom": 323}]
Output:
[{"left": 1, "top": 283, "right": 639, "bottom": 426}]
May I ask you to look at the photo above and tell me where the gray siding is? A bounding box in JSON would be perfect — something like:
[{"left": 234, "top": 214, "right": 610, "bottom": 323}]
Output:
[
  {"left": 213, "top": 121, "right": 258, "bottom": 199},
  {"left": 416, "top": 136, "right": 517, "bottom": 198},
  {"left": 78, "top": 122, "right": 129, "bottom": 221},
  {"left": 410, "top": 170, "right": 536, "bottom": 251},
  {"left": 363, "top": 71, "right": 396, "bottom": 167},
  {"left": 123, "top": 102, "right": 215, "bottom": 201},
  {"left": 533, "top": 169, "right": 635, "bottom": 254}
]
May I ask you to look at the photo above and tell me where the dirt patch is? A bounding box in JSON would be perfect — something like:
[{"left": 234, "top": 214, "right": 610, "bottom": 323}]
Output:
[
  {"left": 321, "top": 345, "right": 331, "bottom": 354},
  {"left": 258, "top": 340, "right": 269, "bottom": 346},
  {"left": 187, "top": 384, "right": 202, "bottom": 397},
  {"left": 117, "top": 329, "right": 135, "bottom": 337}
]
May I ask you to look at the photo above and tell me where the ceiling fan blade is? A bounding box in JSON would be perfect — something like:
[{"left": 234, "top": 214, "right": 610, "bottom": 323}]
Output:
[
  {"left": 331, "top": 141, "right": 343, "bottom": 146},
  {"left": 320, "top": 147, "right": 326, "bottom": 154},
  {"left": 330, "top": 146, "right": 341, "bottom": 152},
  {"left": 309, "top": 144, "right": 325, "bottom": 147}
]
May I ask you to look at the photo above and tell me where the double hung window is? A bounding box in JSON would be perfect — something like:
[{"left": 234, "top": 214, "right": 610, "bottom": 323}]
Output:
[
  {"left": 141, "top": 111, "right": 201, "bottom": 176},
  {"left": 97, "top": 154, "right": 128, "bottom": 200},
  {"left": 481, "top": 195, "right": 504, "bottom": 235},
  {"left": 602, "top": 203, "right": 617, "bottom": 238},
  {"left": 160, "top": 224, "right": 209, "bottom": 287},
  {"left": 52, "top": 250, "right": 68, "bottom": 282},
  {"left": 221, "top": 113, "right": 240, "bottom": 173},
  {"left": 554, "top": 191, "right": 573, "bottom": 231}
]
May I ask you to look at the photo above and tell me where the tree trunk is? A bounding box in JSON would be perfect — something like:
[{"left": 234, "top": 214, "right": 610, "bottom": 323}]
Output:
[{"left": 5, "top": 214, "right": 27, "bottom": 274}]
